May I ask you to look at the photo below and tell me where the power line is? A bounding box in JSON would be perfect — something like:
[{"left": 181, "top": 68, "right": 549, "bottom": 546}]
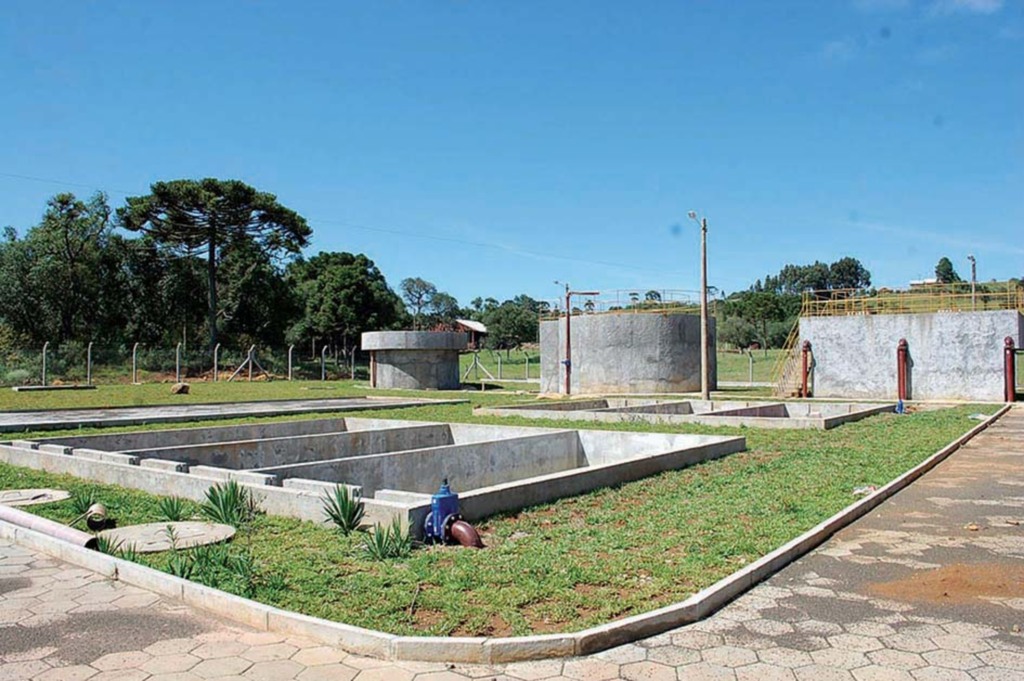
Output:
[{"left": 0, "top": 169, "right": 681, "bottom": 276}]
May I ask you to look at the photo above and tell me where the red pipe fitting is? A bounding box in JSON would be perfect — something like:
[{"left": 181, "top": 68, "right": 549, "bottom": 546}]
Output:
[
  {"left": 800, "top": 341, "right": 812, "bottom": 398},
  {"left": 1006, "top": 337, "right": 1017, "bottom": 403},
  {"left": 897, "top": 339, "right": 909, "bottom": 401}
]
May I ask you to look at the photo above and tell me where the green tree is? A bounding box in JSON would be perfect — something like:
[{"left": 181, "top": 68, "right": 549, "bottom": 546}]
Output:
[
  {"left": 288, "top": 252, "right": 404, "bottom": 353},
  {"left": 828, "top": 257, "right": 871, "bottom": 290},
  {"left": 935, "top": 257, "right": 962, "bottom": 284},
  {"left": 118, "top": 178, "right": 311, "bottom": 348},
  {"left": 399, "top": 277, "right": 437, "bottom": 329},
  {"left": 481, "top": 297, "right": 539, "bottom": 353}
]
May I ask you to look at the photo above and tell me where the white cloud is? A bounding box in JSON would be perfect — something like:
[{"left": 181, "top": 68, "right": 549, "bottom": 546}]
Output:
[{"left": 929, "top": 0, "right": 1004, "bottom": 15}]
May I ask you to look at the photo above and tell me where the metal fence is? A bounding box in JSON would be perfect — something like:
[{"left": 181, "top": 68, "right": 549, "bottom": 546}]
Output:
[
  {"left": 0, "top": 342, "right": 369, "bottom": 388},
  {"left": 799, "top": 283, "right": 1024, "bottom": 317}
]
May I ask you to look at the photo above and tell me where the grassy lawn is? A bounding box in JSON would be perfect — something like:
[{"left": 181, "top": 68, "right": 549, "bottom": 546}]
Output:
[
  {"left": 0, "top": 400, "right": 993, "bottom": 637},
  {"left": 716, "top": 348, "right": 784, "bottom": 383}
]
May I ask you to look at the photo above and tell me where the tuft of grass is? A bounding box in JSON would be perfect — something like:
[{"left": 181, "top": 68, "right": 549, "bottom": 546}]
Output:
[
  {"left": 201, "top": 481, "right": 260, "bottom": 527},
  {"left": 94, "top": 534, "right": 140, "bottom": 562},
  {"left": 158, "top": 496, "right": 188, "bottom": 522},
  {"left": 362, "top": 518, "right": 412, "bottom": 560},
  {"left": 70, "top": 489, "right": 98, "bottom": 516},
  {"left": 321, "top": 485, "right": 364, "bottom": 535}
]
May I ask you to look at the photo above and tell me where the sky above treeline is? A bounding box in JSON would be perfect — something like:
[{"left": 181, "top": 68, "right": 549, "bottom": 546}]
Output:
[{"left": 1, "top": 1, "right": 1020, "bottom": 307}]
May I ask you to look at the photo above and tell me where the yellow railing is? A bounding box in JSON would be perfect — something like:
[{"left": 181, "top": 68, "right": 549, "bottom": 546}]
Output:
[
  {"left": 801, "top": 283, "right": 1024, "bottom": 317},
  {"left": 770, "top": 317, "right": 803, "bottom": 396}
]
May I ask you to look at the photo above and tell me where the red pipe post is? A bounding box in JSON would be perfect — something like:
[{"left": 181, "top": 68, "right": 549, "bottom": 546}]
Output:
[
  {"left": 897, "top": 338, "right": 909, "bottom": 401},
  {"left": 800, "top": 341, "right": 812, "bottom": 398},
  {"left": 1006, "top": 337, "right": 1017, "bottom": 403}
]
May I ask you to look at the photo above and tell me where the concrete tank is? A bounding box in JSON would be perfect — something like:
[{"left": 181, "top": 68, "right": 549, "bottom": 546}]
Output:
[
  {"left": 801, "top": 310, "right": 1023, "bottom": 401},
  {"left": 540, "top": 313, "right": 716, "bottom": 395},
  {"left": 362, "top": 331, "right": 468, "bottom": 390}
]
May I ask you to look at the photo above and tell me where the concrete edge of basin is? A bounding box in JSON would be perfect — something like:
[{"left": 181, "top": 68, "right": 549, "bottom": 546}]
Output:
[{"left": 0, "top": 404, "right": 1009, "bottom": 664}]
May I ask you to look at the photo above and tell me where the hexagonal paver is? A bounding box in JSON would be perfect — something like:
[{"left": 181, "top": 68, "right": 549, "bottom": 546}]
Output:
[
  {"left": 503, "top": 659, "right": 564, "bottom": 680},
  {"left": 921, "top": 650, "right": 982, "bottom": 671},
  {"left": 89, "top": 651, "right": 153, "bottom": 671},
  {"left": 735, "top": 663, "right": 797, "bottom": 681},
  {"left": 794, "top": 665, "right": 856, "bottom": 681},
  {"left": 141, "top": 654, "right": 201, "bottom": 674},
  {"left": 929, "top": 635, "right": 990, "bottom": 654},
  {"left": 910, "top": 668, "right": 974, "bottom": 680},
  {"left": 851, "top": 666, "right": 914, "bottom": 681},
  {"left": 620, "top": 660, "right": 676, "bottom": 681},
  {"left": 827, "top": 634, "right": 885, "bottom": 653},
  {"left": 809, "top": 647, "right": 870, "bottom": 670},
  {"left": 0, "top": 660, "right": 52, "bottom": 681},
  {"left": 881, "top": 635, "right": 939, "bottom": 654},
  {"left": 295, "top": 663, "right": 359, "bottom": 681},
  {"left": 561, "top": 658, "right": 621, "bottom": 680},
  {"left": 758, "top": 647, "right": 814, "bottom": 669},
  {"left": 702, "top": 646, "right": 760, "bottom": 669},
  {"left": 34, "top": 666, "right": 97, "bottom": 681},
  {"left": 241, "top": 643, "right": 298, "bottom": 662},
  {"left": 192, "top": 640, "right": 250, "bottom": 660},
  {"left": 144, "top": 638, "right": 201, "bottom": 656},
  {"left": 674, "top": 662, "right": 738, "bottom": 680},
  {"left": 344, "top": 667, "right": 412, "bottom": 681},
  {"left": 243, "top": 659, "right": 304, "bottom": 681},
  {"left": 192, "top": 656, "right": 253, "bottom": 678},
  {"left": 866, "top": 648, "right": 927, "bottom": 670},
  {"left": 978, "top": 649, "right": 1024, "bottom": 670},
  {"left": 647, "top": 646, "right": 701, "bottom": 666},
  {"left": 90, "top": 671, "right": 150, "bottom": 681},
  {"left": 672, "top": 631, "right": 726, "bottom": 650}
]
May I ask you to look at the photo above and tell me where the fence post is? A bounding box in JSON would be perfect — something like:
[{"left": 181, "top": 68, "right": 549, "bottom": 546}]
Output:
[
  {"left": 87, "top": 342, "right": 93, "bottom": 386},
  {"left": 247, "top": 345, "right": 255, "bottom": 382},
  {"left": 288, "top": 345, "right": 294, "bottom": 381},
  {"left": 41, "top": 342, "right": 49, "bottom": 386},
  {"left": 321, "top": 345, "right": 328, "bottom": 382},
  {"left": 213, "top": 343, "right": 221, "bottom": 382},
  {"left": 350, "top": 351, "right": 356, "bottom": 380},
  {"left": 1006, "top": 337, "right": 1017, "bottom": 403},
  {"left": 497, "top": 354, "right": 502, "bottom": 380},
  {"left": 175, "top": 343, "right": 182, "bottom": 383},
  {"left": 747, "top": 351, "right": 753, "bottom": 384},
  {"left": 525, "top": 355, "right": 529, "bottom": 380},
  {"left": 132, "top": 343, "right": 140, "bottom": 384}
]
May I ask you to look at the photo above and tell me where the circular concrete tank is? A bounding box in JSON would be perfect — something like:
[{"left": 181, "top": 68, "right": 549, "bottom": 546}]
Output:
[{"left": 361, "top": 331, "right": 468, "bottom": 390}]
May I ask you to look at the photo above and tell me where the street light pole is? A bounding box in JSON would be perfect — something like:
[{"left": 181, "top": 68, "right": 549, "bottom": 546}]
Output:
[
  {"left": 688, "top": 211, "right": 711, "bottom": 401},
  {"left": 554, "top": 281, "right": 599, "bottom": 396},
  {"left": 967, "top": 254, "right": 976, "bottom": 311}
]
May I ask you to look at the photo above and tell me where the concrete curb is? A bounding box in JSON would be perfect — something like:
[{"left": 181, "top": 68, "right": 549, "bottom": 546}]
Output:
[{"left": 1, "top": 405, "right": 1009, "bottom": 663}]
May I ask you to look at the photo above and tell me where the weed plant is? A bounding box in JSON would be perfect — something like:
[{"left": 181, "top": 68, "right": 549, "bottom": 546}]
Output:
[
  {"left": 201, "top": 481, "right": 260, "bottom": 527},
  {"left": 362, "top": 518, "right": 412, "bottom": 560},
  {"left": 158, "top": 496, "right": 188, "bottom": 522},
  {"left": 321, "top": 485, "right": 364, "bottom": 534}
]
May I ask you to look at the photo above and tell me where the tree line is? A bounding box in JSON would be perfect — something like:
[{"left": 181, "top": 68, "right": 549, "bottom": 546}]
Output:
[{"left": 0, "top": 179, "right": 545, "bottom": 363}]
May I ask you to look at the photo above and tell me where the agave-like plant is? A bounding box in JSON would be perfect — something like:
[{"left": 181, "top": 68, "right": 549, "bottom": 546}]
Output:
[
  {"left": 158, "top": 496, "right": 188, "bottom": 522},
  {"left": 361, "top": 518, "right": 413, "bottom": 561},
  {"left": 321, "top": 485, "right": 364, "bottom": 535},
  {"left": 200, "top": 481, "right": 259, "bottom": 527}
]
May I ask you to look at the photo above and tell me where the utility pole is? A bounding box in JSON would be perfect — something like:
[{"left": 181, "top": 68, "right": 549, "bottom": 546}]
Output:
[
  {"left": 688, "top": 212, "right": 711, "bottom": 400},
  {"left": 554, "top": 281, "right": 599, "bottom": 396}
]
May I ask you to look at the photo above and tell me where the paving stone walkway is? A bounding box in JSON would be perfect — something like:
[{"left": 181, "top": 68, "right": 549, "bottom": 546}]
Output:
[{"left": 3, "top": 406, "right": 1024, "bottom": 680}]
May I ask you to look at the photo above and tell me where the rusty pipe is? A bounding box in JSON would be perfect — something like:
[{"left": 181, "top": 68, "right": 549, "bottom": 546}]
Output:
[
  {"left": 449, "top": 519, "right": 484, "bottom": 549},
  {"left": 0, "top": 505, "right": 98, "bottom": 549},
  {"left": 897, "top": 338, "right": 909, "bottom": 402},
  {"left": 1006, "top": 337, "right": 1017, "bottom": 403}
]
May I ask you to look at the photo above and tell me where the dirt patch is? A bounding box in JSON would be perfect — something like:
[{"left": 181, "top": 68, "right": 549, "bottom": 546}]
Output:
[
  {"left": 411, "top": 608, "right": 446, "bottom": 630},
  {"left": 869, "top": 563, "right": 1024, "bottom": 604}
]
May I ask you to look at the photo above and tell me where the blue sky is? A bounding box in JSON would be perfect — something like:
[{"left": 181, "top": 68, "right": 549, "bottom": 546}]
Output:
[{"left": 1, "top": 1, "right": 1020, "bottom": 308}]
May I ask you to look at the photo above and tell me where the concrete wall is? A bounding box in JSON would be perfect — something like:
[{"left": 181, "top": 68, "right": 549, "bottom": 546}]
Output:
[
  {"left": 801, "top": 310, "right": 1023, "bottom": 401},
  {"left": 38, "top": 418, "right": 352, "bottom": 451},
  {"left": 540, "top": 313, "right": 717, "bottom": 395},
  {"left": 362, "top": 331, "right": 467, "bottom": 390},
  {"left": 120, "top": 424, "right": 455, "bottom": 469},
  {"left": 255, "top": 431, "right": 585, "bottom": 496}
]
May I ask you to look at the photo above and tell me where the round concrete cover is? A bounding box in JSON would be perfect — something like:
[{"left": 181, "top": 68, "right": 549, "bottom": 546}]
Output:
[
  {"left": 98, "top": 521, "right": 235, "bottom": 553},
  {"left": 0, "top": 488, "right": 72, "bottom": 506}
]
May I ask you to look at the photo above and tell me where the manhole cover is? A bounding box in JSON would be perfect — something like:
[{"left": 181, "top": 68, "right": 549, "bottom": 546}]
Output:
[
  {"left": 98, "top": 522, "right": 235, "bottom": 553},
  {"left": 0, "top": 488, "right": 71, "bottom": 506}
]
